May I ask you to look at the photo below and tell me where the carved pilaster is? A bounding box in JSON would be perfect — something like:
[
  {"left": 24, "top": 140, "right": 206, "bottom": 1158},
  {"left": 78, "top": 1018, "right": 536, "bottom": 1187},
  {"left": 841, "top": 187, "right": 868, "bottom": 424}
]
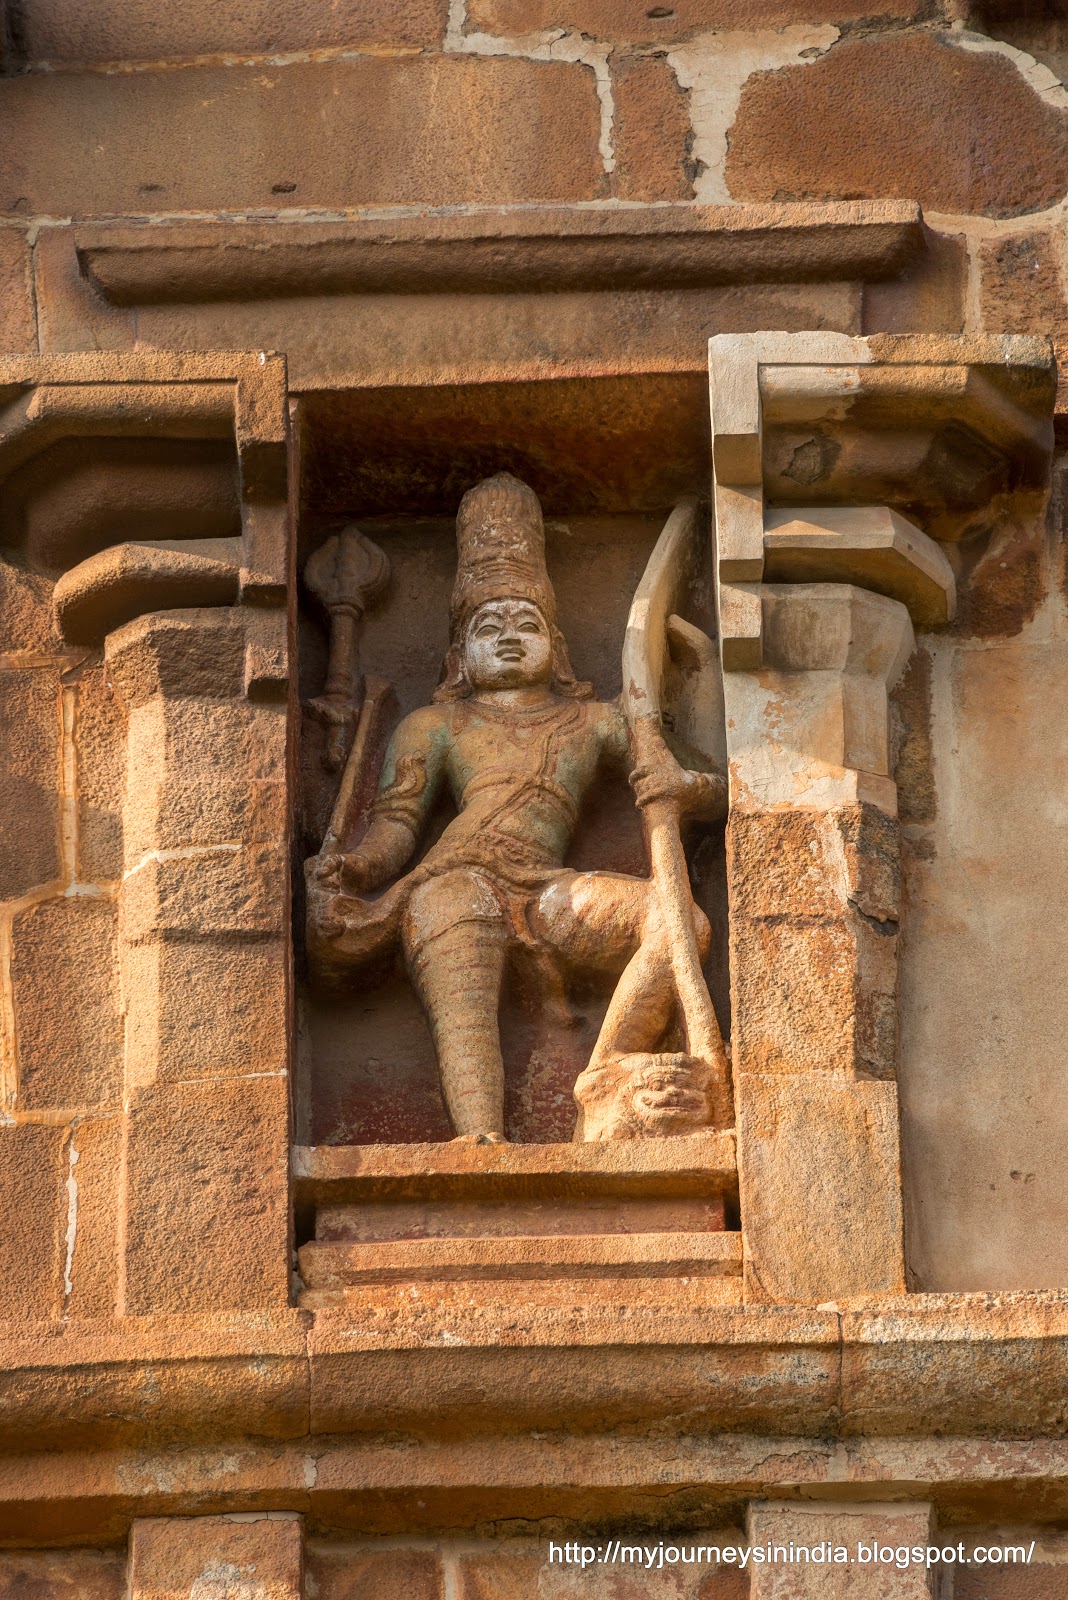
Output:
[{"left": 710, "top": 332, "right": 1052, "bottom": 1303}]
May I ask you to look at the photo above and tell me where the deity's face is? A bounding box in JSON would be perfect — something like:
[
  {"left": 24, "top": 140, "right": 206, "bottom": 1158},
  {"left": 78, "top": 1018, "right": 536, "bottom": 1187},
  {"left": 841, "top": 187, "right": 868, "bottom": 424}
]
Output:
[{"left": 464, "top": 598, "right": 554, "bottom": 691}]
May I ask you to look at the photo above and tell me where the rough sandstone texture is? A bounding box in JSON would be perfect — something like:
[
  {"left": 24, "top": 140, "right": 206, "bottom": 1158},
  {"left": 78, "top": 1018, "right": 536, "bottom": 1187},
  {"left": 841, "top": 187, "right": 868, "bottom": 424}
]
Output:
[
  {"left": 467, "top": 0, "right": 930, "bottom": 35},
  {"left": 19, "top": 0, "right": 450, "bottom": 60},
  {"left": 128, "top": 1516, "right": 303, "bottom": 1600},
  {"left": 0, "top": 57, "right": 605, "bottom": 216},
  {"left": 725, "top": 33, "right": 1068, "bottom": 217},
  {"left": 610, "top": 52, "right": 695, "bottom": 203},
  {"left": 0, "top": 0, "right": 1067, "bottom": 1592},
  {"left": 747, "top": 1501, "right": 935, "bottom": 1597}
]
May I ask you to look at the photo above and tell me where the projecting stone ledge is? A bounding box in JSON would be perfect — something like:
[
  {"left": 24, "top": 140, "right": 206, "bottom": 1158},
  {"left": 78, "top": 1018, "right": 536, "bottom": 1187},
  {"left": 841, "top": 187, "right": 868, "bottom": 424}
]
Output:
[
  {"left": 292, "top": 1133, "right": 737, "bottom": 1204},
  {"left": 0, "top": 1295, "right": 1066, "bottom": 1451},
  {"left": 74, "top": 200, "right": 926, "bottom": 304}
]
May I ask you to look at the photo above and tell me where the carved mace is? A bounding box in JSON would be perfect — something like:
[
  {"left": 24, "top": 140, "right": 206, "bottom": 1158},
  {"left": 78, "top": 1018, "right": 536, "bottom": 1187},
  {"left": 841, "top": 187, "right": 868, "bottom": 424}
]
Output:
[{"left": 304, "top": 527, "right": 390, "bottom": 772}]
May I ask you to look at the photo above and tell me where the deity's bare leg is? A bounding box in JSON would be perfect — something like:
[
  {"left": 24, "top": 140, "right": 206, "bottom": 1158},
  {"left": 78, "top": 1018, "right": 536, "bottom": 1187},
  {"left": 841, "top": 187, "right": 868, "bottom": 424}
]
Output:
[
  {"left": 533, "top": 871, "right": 715, "bottom": 1138},
  {"left": 534, "top": 871, "right": 710, "bottom": 1056},
  {"left": 402, "top": 869, "right": 509, "bottom": 1138}
]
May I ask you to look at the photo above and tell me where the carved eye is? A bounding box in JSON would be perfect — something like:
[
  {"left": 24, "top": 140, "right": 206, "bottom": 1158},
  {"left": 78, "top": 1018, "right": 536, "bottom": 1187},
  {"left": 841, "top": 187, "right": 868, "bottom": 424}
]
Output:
[{"left": 518, "top": 621, "right": 541, "bottom": 633}]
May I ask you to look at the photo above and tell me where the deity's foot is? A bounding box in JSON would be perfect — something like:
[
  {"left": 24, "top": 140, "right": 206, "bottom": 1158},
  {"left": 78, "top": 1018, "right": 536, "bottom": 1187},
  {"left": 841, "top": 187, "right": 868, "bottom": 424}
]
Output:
[
  {"left": 573, "top": 1051, "right": 721, "bottom": 1142},
  {"left": 451, "top": 1131, "right": 509, "bottom": 1145}
]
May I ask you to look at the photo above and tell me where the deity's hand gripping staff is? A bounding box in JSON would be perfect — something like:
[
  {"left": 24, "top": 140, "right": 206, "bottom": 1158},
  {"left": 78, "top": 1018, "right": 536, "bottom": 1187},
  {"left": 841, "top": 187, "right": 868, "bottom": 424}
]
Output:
[{"left": 306, "top": 473, "right": 731, "bottom": 1141}]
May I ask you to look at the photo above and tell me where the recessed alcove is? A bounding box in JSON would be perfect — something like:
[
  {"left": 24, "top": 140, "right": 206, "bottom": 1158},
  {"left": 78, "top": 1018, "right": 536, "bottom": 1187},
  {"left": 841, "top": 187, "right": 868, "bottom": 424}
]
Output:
[{"left": 295, "top": 503, "right": 729, "bottom": 1149}]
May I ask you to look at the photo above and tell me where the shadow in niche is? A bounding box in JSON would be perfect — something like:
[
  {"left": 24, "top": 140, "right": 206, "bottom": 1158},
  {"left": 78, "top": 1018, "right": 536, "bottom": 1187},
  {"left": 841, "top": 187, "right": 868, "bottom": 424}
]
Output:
[{"left": 295, "top": 508, "right": 730, "bottom": 1147}]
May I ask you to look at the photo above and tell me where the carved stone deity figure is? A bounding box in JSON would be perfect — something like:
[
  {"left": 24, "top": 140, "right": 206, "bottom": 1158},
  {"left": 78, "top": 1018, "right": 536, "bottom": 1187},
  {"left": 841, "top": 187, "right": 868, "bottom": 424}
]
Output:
[{"left": 306, "top": 474, "right": 729, "bottom": 1142}]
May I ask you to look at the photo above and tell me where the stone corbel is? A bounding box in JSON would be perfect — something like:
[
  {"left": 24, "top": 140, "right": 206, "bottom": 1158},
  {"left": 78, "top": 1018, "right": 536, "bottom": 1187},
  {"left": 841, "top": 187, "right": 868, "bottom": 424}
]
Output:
[{"left": 709, "top": 332, "right": 1054, "bottom": 1304}]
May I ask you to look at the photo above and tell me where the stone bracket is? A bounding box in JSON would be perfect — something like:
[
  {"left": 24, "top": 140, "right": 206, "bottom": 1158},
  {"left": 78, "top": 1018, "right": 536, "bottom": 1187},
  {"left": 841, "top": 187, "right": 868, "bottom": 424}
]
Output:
[
  {"left": 710, "top": 330, "right": 1054, "bottom": 669},
  {"left": 0, "top": 352, "right": 291, "bottom": 690}
]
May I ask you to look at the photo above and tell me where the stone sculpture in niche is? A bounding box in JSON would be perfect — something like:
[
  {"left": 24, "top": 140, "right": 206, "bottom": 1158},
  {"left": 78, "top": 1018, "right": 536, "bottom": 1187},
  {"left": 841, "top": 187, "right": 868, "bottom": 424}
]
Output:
[{"left": 306, "top": 474, "right": 730, "bottom": 1142}]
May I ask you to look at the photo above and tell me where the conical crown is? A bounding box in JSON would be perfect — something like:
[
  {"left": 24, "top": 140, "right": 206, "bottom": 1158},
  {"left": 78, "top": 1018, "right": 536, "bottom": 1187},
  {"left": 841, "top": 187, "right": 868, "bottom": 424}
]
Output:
[{"left": 450, "top": 473, "right": 556, "bottom": 640}]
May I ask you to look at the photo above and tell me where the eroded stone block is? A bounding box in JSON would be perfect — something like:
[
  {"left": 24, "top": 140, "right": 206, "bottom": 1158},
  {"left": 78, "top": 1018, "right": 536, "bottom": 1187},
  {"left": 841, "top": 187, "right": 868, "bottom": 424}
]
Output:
[
  {"left": 20, "top": 0, "right": 449, "bottom": 60},
  {"left": 122, "top": 843, "right": 287, "bottom": 943},
  {"left": 453, "top": 1537, "right": 749, "bottom": 1597},
  {"left": 728, "top": 807, "right": 898, "bottom": 1079},
  {"left": 128, "top": 1514, "right": 302, "bottom": 1600},
  {"left": 307, "top": 1545, "right": 442, "bottom": 1600},
  {"left": 0, "top": 561, "right": 61, "bottom": 654},
  {"left": 0, "top": 1548, "right": 125, "bottom": 1599},
  {"left": 74, "top": 666, "right": 126, "bottom": 884},
  {"left": 0, "top": 228, "right": 34, "bottom": 353},
  {"left": 468, "top": 0, "right": 923, "bottom": 35},
  {"left": 122, "top": 1075, "right": 289, "bottom": 1315},
  {"left": 0, "top": 1125, "right": 66, "bottom": 1321},
  {"left": 0, "top": 57, "right": 604, "bottom": 217},
  {"left": 123, "top": 696, "right": 286, "bottom": 861},
  {"left": 738, "top": 1075, "right": 905, "bottom": 1303},
  {"left": 64, "top": 1113, "right": 121, "bottom": 1318},
  {"left": 748, "top": 1501, "right": 934, "bottom": 1596},
  {"left": 0, "top": 668, "right": 61, "bottom": 900},
  {"left": 11, "top": 896, "right": 123, "bottom": 1111},
  {"left": 610, "top": 53, "right": 693, "bottom": 203},
  {"left": 123, "top": 937, "right": 288, "bottom": 1087},
  {"left": 725, "top": 33, "right": 1068, "bottom": 217}
]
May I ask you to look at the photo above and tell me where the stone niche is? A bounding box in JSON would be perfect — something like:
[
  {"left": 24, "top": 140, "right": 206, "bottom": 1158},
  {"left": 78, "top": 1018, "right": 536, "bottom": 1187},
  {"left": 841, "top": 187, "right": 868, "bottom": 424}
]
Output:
[
  {"left": 296, "top": 501, "right": 727, "bottom": 1150},
  {"left": 291, "top": 374, "right": 743, "bottom": 1307}
]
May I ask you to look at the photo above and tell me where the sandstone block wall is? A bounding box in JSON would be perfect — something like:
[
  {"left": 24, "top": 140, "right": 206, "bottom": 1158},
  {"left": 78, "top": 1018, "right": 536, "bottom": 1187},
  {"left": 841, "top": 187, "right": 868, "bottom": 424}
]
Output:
[
  {"left": 0, "top": 565, "right": 125, "bottom": 1322},
  {"left": 0, "top": 0, "right": 1067, "bottom": 1591},
  {"left": 0, "top": 0, "right": 1067, "bottom": 1304}
]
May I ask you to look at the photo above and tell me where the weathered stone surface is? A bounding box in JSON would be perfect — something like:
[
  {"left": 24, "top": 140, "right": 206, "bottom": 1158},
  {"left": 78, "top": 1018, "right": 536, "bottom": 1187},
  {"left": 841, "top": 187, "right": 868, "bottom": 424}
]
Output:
[
  {"left": 123, "top": 938, "right": 288, "bottom": 1086},
  {"left": 74, "top": 667, "right": 125, "bottom": 884},
  {"left": 468, "top": 0, "right": 924, "bottom": 38},
  {"left": 0, "top": 561, "right": 61, "bottom": 653},
  {"left": 980, "top": 228, "right": 1067, "bottom": 335},
  {"left": 10, "top": 897, "right": 122, "bottom": 1110},
  {"left": 890, "top": 648, "right": 935, "bottom": 826},
  {"left": 64, "top": 1114, "right": 121, "bottom": 1319},
  {"left": 0, "top": 1548, "right": 124, "bottom": 1598},
  {"left": 0, "top": 57, "right": 604, "bottom": 217},
  {"left": 123, "top": 697, "right": 286, "bottom": 862},
  {"left": 737, "top": 1075, "right": 906, "bottom": 1302},
  {"left": 128, "top": 1514, "right": 303, "bottom": 1600},
  {"left": 610, "top": 52, "right": 693, "bottom": 203},
  {"left": 726, "top": 33, "right": 1068, "bottom": 217},
  {"left": 21, "top": 0, "right": 448, "bottom": 60},
  {"left": 747, "top": 1501, "right": 934, "bottom": 1597},
  {"left": 863, "top": 226, "right": 967, "bottom": 338},
  {"left": 955, "top": 1543, "right": 1068, "bottom": 1597},
  {"left": 0, "top": 668, "right": 60, "bottom": 900},
  {"left": 122, "top": 1075, "right": 290, "bottom": 1314},
  {"left": 0, "top": 1125, "right": 66, "bottom": 1321},
  {"left": 898, "top": 633, "right": 1068, "bottom": 1291},
  {"left": 0, "top": 229, "right": 34, "bottom": 352},
  {"left": 122, "top": 843, "right": 287, "bottom": 943},
  {"left": 979, "top": 226, "right": 1068, "bottom": 415},
  {"left": 729, "top": 808, "right": 898, "bottom": 1079},
  {"left": 307, "top": 1545, "right": 442, "bottom": 1599},
  {"left": 454, "top": 1538, "right": 748, "bottom": 1595}
]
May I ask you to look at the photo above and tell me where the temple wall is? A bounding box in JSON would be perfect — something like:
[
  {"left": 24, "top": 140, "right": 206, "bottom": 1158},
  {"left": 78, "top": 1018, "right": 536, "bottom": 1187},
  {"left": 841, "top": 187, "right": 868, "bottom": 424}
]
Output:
[{"left": 0, "top": 0, "right": 1067, "bottom": 1594}]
